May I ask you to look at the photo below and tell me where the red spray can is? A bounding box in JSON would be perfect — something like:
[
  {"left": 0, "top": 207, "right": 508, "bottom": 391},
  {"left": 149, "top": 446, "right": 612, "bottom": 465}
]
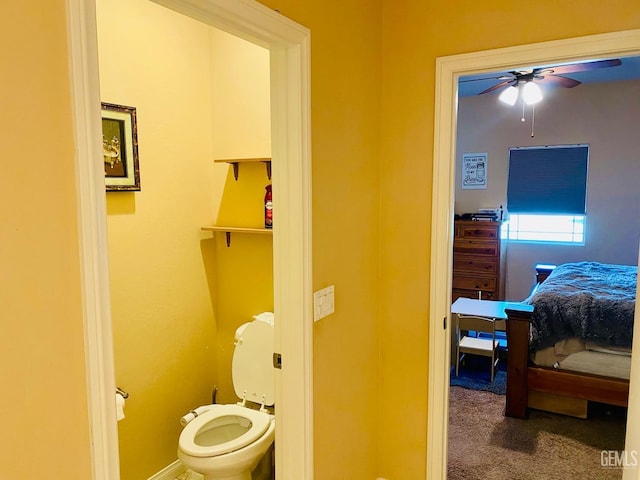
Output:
[{"left": 264, "top": 185, "right": 273, "bottom": 229}]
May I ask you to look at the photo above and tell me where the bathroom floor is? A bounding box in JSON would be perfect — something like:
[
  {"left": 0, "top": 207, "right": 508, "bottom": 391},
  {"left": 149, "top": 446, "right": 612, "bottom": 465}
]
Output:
[
  {"left": 176, "top": 471, "right": 204, "bottom": 480},
  {"left": 176, "top": 468, "right": 273, "bottom": 480}
]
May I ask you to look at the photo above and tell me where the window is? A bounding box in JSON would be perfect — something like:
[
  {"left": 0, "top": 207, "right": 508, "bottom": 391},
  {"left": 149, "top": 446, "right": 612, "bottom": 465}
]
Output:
[
  {"left": 503, "top": 214, "right": 585, "bottom": 244},
  {"left": 506, "top": 145, "right": 589, "bottom": 245}
]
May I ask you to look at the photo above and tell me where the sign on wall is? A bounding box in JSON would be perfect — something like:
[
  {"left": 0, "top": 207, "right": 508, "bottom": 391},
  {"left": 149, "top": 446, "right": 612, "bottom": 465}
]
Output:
[{"left": 462, "top": 152, "right": 488, "bottom": 190}]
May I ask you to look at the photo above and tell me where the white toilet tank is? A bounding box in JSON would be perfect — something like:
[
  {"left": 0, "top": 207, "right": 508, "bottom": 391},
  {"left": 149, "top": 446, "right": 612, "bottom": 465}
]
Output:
[{"left": 232, "top": 318, "right": 275, "bottom": 406}]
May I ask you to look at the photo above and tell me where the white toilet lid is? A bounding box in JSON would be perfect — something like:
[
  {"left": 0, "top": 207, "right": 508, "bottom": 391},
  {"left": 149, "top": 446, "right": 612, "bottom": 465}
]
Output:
[
  {"left": 179, "top": 404, "right": 272, "bottom": 458},
  {"left": 232, "top": 320, "right": 275, "bottom": 406}
]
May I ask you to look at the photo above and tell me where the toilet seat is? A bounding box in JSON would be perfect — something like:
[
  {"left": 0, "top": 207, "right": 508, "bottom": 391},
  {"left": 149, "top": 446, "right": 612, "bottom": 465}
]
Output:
[{"left": 179, "top": 404, "right": 272, "bottom": 458}]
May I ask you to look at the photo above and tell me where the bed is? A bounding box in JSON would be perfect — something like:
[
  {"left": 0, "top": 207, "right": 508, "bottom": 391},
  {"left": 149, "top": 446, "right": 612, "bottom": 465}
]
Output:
[{"left": 504, "top": 261, "right": 636, "bottom": 419}]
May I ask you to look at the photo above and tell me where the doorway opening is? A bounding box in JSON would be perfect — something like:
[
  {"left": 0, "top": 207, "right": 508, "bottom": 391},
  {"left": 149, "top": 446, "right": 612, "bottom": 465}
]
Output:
[
  {"left": 96, "top": 2, "right": 277, "bottom": 477},
  {"left": 66, "top": 0, "right": 313, "bottom": 478},
  {"left": 426, "top": 29, "right": 640, "bottom": 480}
]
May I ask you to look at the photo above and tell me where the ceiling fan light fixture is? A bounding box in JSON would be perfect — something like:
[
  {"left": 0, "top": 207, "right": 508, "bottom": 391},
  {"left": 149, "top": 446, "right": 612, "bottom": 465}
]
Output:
[
  {"left": 499, "top": 85, "right": 519, "bottom": 106},
  {"left": 522, "top": 81, "right": 543, "bottom": 105}
]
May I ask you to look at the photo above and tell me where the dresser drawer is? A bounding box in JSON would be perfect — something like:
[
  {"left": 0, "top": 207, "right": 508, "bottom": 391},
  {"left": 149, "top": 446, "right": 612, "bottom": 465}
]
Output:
[
  {"left": 452, "top": 275, "right": 496, "bottom": 292},
  {"left": 453, "top": 254, "right": 497, "bottom": 274},
  {"left": 453, "top": 240, "right": 498, "bottom": 257},
  {"left": 452, "top": 288, "right": 497, "bottom": 301},
  {"left": 457, "top": 223, "right": 500, "bottom": 240},
  {"left": 452, "top": 219, "right": 504, "bottom": 301}
]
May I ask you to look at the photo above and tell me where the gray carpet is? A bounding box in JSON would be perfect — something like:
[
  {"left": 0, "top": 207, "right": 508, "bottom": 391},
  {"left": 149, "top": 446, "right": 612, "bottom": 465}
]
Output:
[{"left": 448, "top": 386, "right": 626, "bottom": 480}]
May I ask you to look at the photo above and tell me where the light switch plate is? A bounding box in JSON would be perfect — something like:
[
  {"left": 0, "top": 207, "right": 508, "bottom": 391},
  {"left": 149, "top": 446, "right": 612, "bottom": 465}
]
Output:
[{"left": 313, "top": 285, "right": 335, "bottom": 321}]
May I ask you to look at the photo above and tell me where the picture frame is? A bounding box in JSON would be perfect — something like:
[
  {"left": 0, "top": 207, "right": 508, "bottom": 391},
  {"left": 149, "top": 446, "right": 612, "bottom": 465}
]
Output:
[
  {"left": 461, "top": 152, "right": 487, "bottom": 190},
  {"left": 101, "top": 102, "right": 140, "bottom": 191}
]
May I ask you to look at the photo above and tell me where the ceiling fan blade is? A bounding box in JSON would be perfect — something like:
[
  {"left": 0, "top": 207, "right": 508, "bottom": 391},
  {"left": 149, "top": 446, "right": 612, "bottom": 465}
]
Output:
[
  {"left": 539, "top": 75, "right": 582, "bottom": 88},
  {"left": 544, "top": 58, "right": 622, "bottom": 75},
  {"left": 459, "top": 75, "right": 511, "bottom": 83},
  {"left": 478, "top": 80, "right": 513, "bottom": 95}
]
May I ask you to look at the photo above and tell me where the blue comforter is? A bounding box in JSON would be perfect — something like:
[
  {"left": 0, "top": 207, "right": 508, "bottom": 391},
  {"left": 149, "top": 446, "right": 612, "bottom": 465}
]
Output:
[{"left": 525, "top": 262, "right": 636, "bottom": 352}]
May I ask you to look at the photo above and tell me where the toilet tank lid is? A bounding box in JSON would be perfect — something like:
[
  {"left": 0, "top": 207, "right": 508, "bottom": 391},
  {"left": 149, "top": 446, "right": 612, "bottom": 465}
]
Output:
[{"left": 253, "top": 311, "right": 274, "bottom": 325}]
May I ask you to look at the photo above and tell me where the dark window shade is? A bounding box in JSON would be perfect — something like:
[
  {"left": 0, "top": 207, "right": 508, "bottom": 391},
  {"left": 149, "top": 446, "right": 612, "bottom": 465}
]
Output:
[{"left": 507, "top": 145, "right": 588, "bottom": 215}]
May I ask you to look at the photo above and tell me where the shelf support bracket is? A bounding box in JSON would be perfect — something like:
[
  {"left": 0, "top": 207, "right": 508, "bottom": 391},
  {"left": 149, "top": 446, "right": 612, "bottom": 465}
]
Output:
[
  {"left": 217, "top": 158, "right": 271, "bottom": 181},
  {"left": 225, "top": 231, "right": 231, "bottom": 247}
]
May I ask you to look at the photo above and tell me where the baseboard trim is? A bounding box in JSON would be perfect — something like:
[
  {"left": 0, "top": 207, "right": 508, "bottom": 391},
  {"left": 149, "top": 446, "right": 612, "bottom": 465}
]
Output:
[{"left": 147, "top": 459, "right": 186, "bottom": 480}]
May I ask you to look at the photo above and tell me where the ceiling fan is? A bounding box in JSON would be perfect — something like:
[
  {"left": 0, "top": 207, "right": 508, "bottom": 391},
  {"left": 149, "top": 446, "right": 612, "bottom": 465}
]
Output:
[
  {"left": 462, "top": 58, "right": 622, "bottom": 96},
  {"left": 461, "top": 58, "right": 622, "bottom": 137}
]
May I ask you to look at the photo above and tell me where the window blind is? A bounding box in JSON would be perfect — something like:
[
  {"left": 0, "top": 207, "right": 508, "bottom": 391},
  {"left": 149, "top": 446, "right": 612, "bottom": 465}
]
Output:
[{"left": 507, "top": 145, "right": 589, "bottom": 215}]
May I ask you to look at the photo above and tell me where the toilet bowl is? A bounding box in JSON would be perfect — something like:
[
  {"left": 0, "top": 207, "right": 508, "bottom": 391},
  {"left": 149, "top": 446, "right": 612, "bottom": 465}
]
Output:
[
  {"left": 178, "top": 404, "right": 275, "bottom": 480},
  {"left": 178, "top": 315, "right": 275, "bottom": 480}
]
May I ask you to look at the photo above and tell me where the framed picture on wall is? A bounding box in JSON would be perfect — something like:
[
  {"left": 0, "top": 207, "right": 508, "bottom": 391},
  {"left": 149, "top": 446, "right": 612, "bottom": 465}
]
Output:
[
  {"left": 461, "top": 152, "right": 487, "bottom": 190},
  {"left": 101, "top": 102, "right": 140, "bottom": 191}
]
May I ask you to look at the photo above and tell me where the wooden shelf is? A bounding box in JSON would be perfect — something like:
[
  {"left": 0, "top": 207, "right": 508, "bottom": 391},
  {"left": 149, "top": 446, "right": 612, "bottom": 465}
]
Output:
[
  {"left": 202, "top": 226, "right": 273, "bottom": 234},
  {"left": 214, "top": 157, "right": 271, "bottom": 180},
  {"left": 202, "top": 225, "right": 273, "bottom": 247}
]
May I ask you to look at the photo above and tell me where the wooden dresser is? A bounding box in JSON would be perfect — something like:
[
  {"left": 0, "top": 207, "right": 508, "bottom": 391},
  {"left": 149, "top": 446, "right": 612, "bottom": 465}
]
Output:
[{"left": 452, "top": 220, "right": 505, "bottom": 301}]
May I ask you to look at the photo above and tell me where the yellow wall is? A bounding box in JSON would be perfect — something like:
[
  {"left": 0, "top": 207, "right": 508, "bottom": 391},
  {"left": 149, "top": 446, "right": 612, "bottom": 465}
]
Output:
[
  {"left": 255, "top": 1, "right": 383, "bottom": 478},
  {"left": 207, "top": 28, "right": 274, "bottom": 405},
  {"left": 97, "top": 1, "right": 218, "bottom": 477},
  {"left": 379, "top": 2, "right": 640, "bottom": 479},
  {"left": 4, "top": 1, "right": 640, "bottom": 480},
  {"left": 0, "top": 2, "right": 93, "bottom": 479},
  {"left": 97, "top": 1, "right": 271, "bottom": 477}
]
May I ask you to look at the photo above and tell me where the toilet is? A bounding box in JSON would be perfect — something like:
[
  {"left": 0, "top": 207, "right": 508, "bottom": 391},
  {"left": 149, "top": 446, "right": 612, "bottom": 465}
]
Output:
[{"left": 178, "top": 315, "right": 275, "bottom": 480}]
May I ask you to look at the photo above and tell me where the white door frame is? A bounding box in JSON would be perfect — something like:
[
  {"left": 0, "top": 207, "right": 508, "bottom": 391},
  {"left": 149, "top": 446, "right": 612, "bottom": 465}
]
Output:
[
  {"left": 427, "top": 29, "right": 640, "bottom": 480},
  {"left": 65, "top": 0, "right": 313, "bottom": 478}
]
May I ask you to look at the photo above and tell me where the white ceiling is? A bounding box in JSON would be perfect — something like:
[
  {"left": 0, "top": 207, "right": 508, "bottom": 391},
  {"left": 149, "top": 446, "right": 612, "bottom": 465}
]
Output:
[{"left": 458, "top": 55, "right": 640, "bottom": 97}]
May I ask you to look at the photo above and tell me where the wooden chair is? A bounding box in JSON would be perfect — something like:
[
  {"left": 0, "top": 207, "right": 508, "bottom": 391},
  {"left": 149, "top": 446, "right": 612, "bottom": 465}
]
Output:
[{"left": 455, "top": 313, "right": 500, "bottom": 383}]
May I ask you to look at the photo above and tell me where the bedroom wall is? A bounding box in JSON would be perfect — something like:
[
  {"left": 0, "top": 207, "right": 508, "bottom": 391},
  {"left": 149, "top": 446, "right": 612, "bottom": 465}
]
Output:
[{"left": 456, "top": 79, "right": 640, "bottom": 300}]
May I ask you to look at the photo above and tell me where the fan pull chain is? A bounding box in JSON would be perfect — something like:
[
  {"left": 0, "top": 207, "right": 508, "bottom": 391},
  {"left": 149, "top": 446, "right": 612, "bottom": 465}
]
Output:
[
  {"left": 530, "top": 103, "right": 536, "bottom": 138},
  {"left": 521, "top": 98, "right": 526, "bottom": 122}
]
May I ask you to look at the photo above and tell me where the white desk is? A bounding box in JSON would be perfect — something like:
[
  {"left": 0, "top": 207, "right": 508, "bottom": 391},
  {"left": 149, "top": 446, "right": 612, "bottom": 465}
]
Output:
[{"left": 451, "top": 297, "right": 534, "bottom": 330}]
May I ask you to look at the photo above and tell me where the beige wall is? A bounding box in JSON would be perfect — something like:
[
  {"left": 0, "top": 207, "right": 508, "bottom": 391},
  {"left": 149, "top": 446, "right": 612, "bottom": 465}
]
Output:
[
  {"left": 456, "top": 79, "right": 640, "bottom": 300},
  {"left": 97, "top": 1, "right": 271, "bottom": 478},
  {"left": 3, "top": 1, "right": 640, "bottom": 480}
]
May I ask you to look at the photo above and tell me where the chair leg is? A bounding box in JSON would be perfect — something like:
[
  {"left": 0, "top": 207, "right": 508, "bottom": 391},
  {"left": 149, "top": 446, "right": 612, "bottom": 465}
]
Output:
[
  {"left": 491, "top": 346, "right": 496, "bottom": 383},
  {"left": 491, "top": 331, "right": 496, "bottom": 383},
  {"left": 491, "top": 350, "right": 496, "bottom": 383},
  {"left": 455, "top": 323, "right": 460, "bottom": 377}
]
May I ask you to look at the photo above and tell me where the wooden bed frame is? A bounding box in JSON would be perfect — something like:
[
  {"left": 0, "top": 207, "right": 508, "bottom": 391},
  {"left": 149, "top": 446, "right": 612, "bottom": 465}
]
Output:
[{"left": 504, "top": 264, "right": 630, "bottom": 419}]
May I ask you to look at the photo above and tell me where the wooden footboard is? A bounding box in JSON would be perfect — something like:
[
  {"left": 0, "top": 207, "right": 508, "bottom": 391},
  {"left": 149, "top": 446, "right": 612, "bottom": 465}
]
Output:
[
  {"left": 504, "top": 305, "right": 630, "bottom": 418},
  {"left": 527, "top": 366, "right": 629, "bottom": 407},
  {"left": 504, "top": 306, "right": 532, "bottom": 418}
]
